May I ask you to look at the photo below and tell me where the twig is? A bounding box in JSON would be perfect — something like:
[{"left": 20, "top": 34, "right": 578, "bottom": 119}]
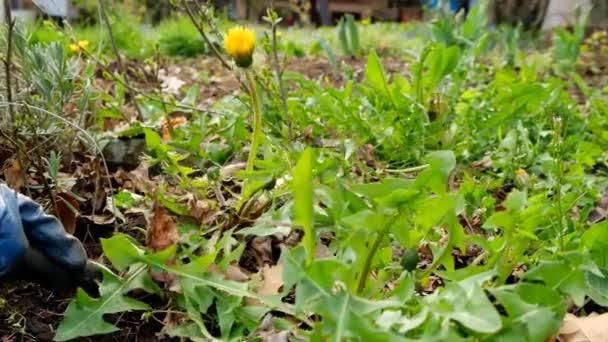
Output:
[
  {"left": 268, "top": 2, "right": 292, "bottom": 140},
  {"left": 183, "top": 1, "right": 248, "bottom": 91},
  {"left": 4, "top": 1, "right": 15, "bottom": 124},
  {"left": 183, "top": 1, "right": 232, "bottom": 70},
  {"left": 98, "top": 0, "right": 144, "bottom": 121}
]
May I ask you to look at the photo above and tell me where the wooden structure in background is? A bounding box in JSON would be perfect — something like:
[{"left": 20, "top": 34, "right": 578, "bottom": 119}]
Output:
[
  {"left": 327, "top": 0, "right": 389, "bottom": 19},
  {"left": 235, "top": 0, "right": 391, "bottom": 21}
]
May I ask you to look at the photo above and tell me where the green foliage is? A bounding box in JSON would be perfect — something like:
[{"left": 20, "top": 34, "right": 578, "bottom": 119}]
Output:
[
  {"left": 21, "top": 2, "right": 608, "bottom": 341},
  {"left": 157, "top": 16, "right": 207, "bottom": 57},
  {"left": 337, "top": 14, "right": 361, "bottom": 57},
  {"left": 553, "top": 6, "right": 591, "bottom": 74}
]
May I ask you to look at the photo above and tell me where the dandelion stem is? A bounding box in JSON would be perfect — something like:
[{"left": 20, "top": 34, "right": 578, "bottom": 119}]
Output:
[
  {"left": 245, "top": 70, "right": 262, "bottom": 172},
  {"left": 356, "top": 214, "right": 398, "bottom": 294}
]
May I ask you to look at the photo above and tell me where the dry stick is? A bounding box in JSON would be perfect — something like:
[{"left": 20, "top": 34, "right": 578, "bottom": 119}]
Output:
[
  {"left": 98, "top": 0, "right": 144, "bottom": 121},
  {"left": 183, "top": 1, "right": 248, "bottom": 91},
  {"left": 183, "top": 1, "right": 231, "bottom": 70},
  {"left": 269, "top": 0, "right": 292, "bottom": 140},
  {"left": 3, "top": 2, "right": 28, "bottom": 196}
]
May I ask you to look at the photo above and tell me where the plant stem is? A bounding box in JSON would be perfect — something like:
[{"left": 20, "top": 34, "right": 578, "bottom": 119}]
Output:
[
  {"left": 3, "top": 2, "right": 30, "bottom": 195},
  {"left": 553, "top": 117, "right": 566, "bottom": 251},
  {"left": 356, "top": 215, "right": 398, "bottom": 294},
  {"left": 245, "top": 70, "right": 262, "bottom": 173},
  {"left": 98, "top": 0, "right": 143, "bottom": 121},
  {"left": 385, "top": 164, "right": 430, "bottom": 174}
]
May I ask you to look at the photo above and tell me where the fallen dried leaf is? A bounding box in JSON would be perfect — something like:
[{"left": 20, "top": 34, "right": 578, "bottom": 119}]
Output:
[
  {"left": 148, "top": 201, "right": 179, "bottom": 252},
  {"left": 56, "top": 192, "right": 80, "bottom": 235},
  {"left": 187, "top": 195, "right": 216, "bottom": 224},
  {"left": 247, "top": 263, "right": 284, "bottom": 306},
  {"left": 257, "top": 314, "right": 294, "bottom": 342},
  {"left": 82, "top": 213, "right": 116, "bottom": 225},
  {"left": 557, "top": 313, "right": 608, "bottom": 342},
  {"left": 249, "top": 236, "right": 275, "bottom": 266},
  {"left": 159, "top": 70, "right": 185, "bottom": 95},
  {"left": 256, "top": 264, "right": 284, "bottom": 296},
  {"left": 161, "top": 116, "right": 188, "bottom": 142},
  {"left": 220, "top": 162, "right": 247, "bottom": 181},
  {"left": 148, "top": 201, "right": 179, "bottom": 284},
  {"left": 3, "top": 159, "right": 24, "bottom": 190},
  {"left": 128, "top": 163, "right": 152, "bottom": 194},
  {"left": 357, "top": 143, "right": 377, "bottom": 167},
  {"left": 315, "top": 243, "right": 333, "bottom": 259}
]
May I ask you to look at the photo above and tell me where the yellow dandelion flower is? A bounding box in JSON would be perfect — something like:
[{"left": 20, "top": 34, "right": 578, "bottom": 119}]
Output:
[
  {"left": 69, "top": 40, "right": 90, "bottom": 53},
  {"left": 224, "top": 26, "right": 256, "bottom": 68},
  {"left": 78, "top": 40, "right": 90, "bottom": 49},
  {"left": 516, "top": 168, "right": 528, "bottom": 177},
  {"left": 360, "top": 18, "right": 372, "bottom": 26}
]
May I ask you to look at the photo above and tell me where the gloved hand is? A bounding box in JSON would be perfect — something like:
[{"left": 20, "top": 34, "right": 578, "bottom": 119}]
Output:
[{"left": 0, "top": 183, "right": 99, "bottom": 290}]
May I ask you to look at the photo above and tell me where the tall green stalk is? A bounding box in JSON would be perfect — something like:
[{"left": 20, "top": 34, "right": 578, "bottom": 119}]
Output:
[
  {"left": 356, "top": 215, "right": 398, "bottom": 294},
  {"left": 245, "top": 70, "right": 262, "bottom": 172}
]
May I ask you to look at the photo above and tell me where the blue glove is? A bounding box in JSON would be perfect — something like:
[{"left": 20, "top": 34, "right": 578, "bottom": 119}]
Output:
[{"left": 0, "top": 183, "right": 87, "bottom": 280}]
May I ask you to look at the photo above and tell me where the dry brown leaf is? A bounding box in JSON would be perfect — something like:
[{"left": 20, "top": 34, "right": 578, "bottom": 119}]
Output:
[
  {"left": 148, "top": 201, "right": 179, "bottom": 251},
  {"left": 56, "top": 192, "right": 80, "bottom": 235},
  {"left": 128, "top": 163, "right": 152, "bottom": 194},
  {"left": 256, "top": 264, "right": 284, "bottom": 296},
  {"left": 148, "top": 201, "right": 179, "bottom": 284},
  {"left": 357, "top": 143, "right": 377, "bottom": 167},
  {"left": 187, "top": 195, "right": 216, "bottom": 224},
  {"left": 249, "top": 236, "right": 275, "bottom": 266},
  {"left": 82, "top": 213, "right": 116, "bottom": 225},
  {"left": 258, "top": 314, "right": 294, "bottom": 342},
  {"left": 161, "top": 116, "right": 188, "bottom": 142},
  {"left": 557, "top": 313, "right": 608, "bottom": 342},
  {"left": 3, "top": 159, "right": 24, "bottom": 190},
  {"left": 247, "top": 264, "right": 284, "bottom": 306},
  {"left": 315, "top": 243, "right": 333, "bottom": 259},
  {"left": 220, "top": 162, "right": 247, "bottom": 181}
]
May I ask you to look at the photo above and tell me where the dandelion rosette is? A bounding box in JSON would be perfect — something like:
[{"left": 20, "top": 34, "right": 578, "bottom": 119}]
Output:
[{"left": 224, "top": 27, "right": 256, "bottom": 68}]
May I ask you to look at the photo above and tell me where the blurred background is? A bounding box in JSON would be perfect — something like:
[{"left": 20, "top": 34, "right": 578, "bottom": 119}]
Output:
[{"left": 2, "top": 0, "right": 608, "bottom": 30}]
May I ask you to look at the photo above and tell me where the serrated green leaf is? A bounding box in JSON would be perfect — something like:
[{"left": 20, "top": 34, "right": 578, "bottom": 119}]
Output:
[
  {"left": 524, "top": 260, "right": 587, "bottom": 306},
  {"left": 101, "top": 234, "right": 144, "bottom": 271},
  {"left": 432, "top": 282, "right": 502, "bottom": 333},
  {"left": 490, "top": 283, "right": 564, "bottom": 341},
  {"left": 54, "top": 267, "right": 150, "bottom": 341}
]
